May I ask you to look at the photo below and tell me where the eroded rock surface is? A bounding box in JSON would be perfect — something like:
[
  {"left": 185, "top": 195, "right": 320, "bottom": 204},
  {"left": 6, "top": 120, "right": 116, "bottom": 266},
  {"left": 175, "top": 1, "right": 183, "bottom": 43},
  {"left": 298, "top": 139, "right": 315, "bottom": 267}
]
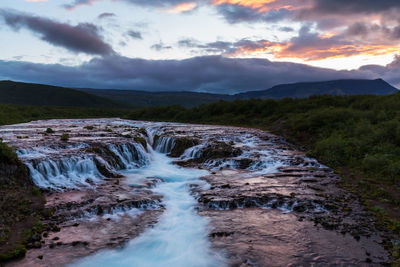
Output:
[{"left": 0, "top": 119, "right": 394, "bottom": 266}]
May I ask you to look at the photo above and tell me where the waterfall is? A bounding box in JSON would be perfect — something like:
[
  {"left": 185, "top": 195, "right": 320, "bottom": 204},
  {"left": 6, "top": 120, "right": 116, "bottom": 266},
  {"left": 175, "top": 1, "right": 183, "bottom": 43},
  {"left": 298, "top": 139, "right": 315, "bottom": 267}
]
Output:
[
  {"left": 23, "top": 142, "right": 150, "bottom": 190},
  {"left": 26, "top": 156, "right": 103, "bottom": 190},
  {"left": 108, "top": 143, "right": 149, "bottom": 169},
  {"left": 154, "top": 136, "right": 176, "bottom": 153}
]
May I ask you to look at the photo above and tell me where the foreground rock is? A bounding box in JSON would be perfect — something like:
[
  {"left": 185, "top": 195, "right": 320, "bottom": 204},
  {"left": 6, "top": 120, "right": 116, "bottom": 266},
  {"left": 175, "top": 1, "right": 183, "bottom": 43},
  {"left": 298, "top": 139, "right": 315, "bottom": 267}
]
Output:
[{"left": 0, "top": 119, "right": 396, "bottom": 266}]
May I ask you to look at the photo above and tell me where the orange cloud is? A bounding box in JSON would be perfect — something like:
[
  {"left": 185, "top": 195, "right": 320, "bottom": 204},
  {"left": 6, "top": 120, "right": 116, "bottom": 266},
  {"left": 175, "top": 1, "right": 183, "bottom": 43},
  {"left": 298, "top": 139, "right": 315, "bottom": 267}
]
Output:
[
  {"left": 211, "top": 0, "right": 310, "bottom": 12},
  {"left": 232, "top": 41, "right": 400, "bottom": 61},
  {"left": 162, "top": 2, "right": 198, "bottom": 13}
]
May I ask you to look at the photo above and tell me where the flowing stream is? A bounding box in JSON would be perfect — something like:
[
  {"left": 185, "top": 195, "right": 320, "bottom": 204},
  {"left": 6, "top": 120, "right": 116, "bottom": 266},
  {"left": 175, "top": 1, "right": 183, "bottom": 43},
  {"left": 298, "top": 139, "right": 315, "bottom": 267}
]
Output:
[{"left": 72, "top": 148, "right": 225, "bottom": 267}]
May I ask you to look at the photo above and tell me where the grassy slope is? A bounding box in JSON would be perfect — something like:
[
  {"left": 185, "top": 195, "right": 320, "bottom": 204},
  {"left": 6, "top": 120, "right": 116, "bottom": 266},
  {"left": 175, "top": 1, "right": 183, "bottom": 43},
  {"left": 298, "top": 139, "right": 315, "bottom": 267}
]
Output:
[
  {"left": 78, "top": 88, "right": 232, "bottom": 108},
  {"left": 127, "top": 94, "right": 400, "bottom": 262},
  {"left": 0, "top": 81, "right": 124, "bottom": 108},
  {"left": 0, "top": 141, "right": 45, "bottom": 262}
]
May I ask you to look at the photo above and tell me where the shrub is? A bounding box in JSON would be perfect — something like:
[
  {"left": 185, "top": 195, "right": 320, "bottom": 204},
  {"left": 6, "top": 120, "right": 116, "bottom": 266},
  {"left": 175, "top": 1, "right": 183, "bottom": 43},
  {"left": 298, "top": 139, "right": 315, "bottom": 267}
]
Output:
[
  {"left": 60, "top": 134, "right": 69, "bottom": 141},
  {"left": 0, "top": 141, "right": 17, "bottom": 163}
]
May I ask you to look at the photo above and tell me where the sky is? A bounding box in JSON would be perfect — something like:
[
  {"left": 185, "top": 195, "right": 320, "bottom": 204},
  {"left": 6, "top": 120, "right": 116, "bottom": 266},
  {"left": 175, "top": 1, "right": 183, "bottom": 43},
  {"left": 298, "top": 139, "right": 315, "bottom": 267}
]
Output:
[{"left": 0, "top": 0, "right": 399, "bottom": 94}]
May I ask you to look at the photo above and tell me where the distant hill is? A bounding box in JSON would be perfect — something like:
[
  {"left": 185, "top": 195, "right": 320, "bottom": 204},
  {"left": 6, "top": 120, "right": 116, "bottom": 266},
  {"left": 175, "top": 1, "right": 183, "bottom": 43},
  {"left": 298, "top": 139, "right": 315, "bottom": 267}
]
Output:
[
  {"left": 0, "top": 80, "right": 121, "bottom": 108},
  {"left": 236, "top": 79, "right": 398, "bottom": 99},
  {"left": 77, "top": 88, "right": 232, "bottom": 108},
  {"left": 1, "top": 79, "right": 397, "bottom": 109}
]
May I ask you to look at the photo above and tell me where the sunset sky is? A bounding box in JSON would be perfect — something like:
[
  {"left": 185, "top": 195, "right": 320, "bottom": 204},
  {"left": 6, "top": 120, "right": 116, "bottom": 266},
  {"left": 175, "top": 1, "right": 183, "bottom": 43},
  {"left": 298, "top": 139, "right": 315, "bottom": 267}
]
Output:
[{"left": 0, "top": 0, "right": 399, "bottom": 93}]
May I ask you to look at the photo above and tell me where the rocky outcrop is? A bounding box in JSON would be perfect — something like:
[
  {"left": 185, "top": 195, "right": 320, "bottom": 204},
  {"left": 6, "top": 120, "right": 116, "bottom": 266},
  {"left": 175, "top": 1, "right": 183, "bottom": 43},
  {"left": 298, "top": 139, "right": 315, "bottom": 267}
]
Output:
[{"left": 168, "top": 137, "right": 199, "bottom": 157}]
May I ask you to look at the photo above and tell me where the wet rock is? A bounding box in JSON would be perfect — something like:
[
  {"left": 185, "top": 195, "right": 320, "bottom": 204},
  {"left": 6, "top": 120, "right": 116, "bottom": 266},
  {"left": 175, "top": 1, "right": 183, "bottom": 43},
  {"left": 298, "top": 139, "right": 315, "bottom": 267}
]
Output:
[
  {"left": 210, "top": 231, "right": 234, "bottom": 238},
  {"left": 33, "top": 241, "right": 42, "bottom": 248},
  {"left": 236, "top": 158, "right": 254, "bottom": 169},
  {"left": 71, "top": 241, "right": 89, "bottom": 247},
  {"left": 195, "top": 141, "right": 242, "bottom": 162},
  {"left": 168, "top": 137, "right": 199, "bottom": 157}
]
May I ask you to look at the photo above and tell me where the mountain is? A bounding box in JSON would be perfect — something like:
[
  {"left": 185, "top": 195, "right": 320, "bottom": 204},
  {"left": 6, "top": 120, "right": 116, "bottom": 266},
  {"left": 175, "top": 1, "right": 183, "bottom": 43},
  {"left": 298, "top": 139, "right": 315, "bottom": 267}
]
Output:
[
  {"left": 1, "top": 79, "right": 397, "bottom": 109},
  {"left": 77, "top": 88, "right": 232, "bottom": 108},
  {"left": 236, "top": 79, "right": 399, "bottom": 99},
  {"left": 0, "top": 80, "right": 121, "bottom": 108}
]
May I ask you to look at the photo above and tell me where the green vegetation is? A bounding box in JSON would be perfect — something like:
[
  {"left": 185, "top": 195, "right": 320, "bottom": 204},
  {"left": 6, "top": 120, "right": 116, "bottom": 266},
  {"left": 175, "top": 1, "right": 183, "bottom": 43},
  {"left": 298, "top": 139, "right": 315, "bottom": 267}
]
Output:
[
  {"left": 0, "top": 80, "right": 123, "bottom": 108},
  {"left": 0, "top": 104, "right": 126, "bottom": 126},
  {"left": 60, "top": 134, "right": 69, "bottom": 141},
  {"left": 127, "top": 93, "right": 400, "bottom": 261},
  {"left": 0, "top": 140, "right": 18, "bottom": 163},
  {"left": 134, "top": 137, "right": 147, "bottom": 149},
  {"left": 84, "top": 125, "right": 95, "bottom": 130},
  {"left": 0, "top": 141, "right": 45, "bottom": 262},
  {"left": 45, "top": 128, "right": 54, "bottom": 134}
]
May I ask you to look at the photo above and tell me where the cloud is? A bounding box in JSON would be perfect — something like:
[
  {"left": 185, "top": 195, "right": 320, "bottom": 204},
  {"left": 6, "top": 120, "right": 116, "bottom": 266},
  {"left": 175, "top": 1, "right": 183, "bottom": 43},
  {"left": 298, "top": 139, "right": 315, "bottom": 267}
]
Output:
[
  {"left": 0, "top": 9, "right": 114, "bottom": 56},
  {"left": 98, "top": 12, "right": 116, "bottom": 19},
  {"left": 214, "top": 3, "right": 292, "bottom": 23},
  {"left": 24, "top": 0, "right": 48, "bottom": 2},
  {"left": 162, "top": 2, "right": 198, "bottom": 13},
  {"left": 310, "top": 0, "right": 400, "bottom": 15},
  {"left": 63, "top": 0, "right": 102, "bottom": 10},
  {"left": 120, "top": 0, "right": 192, "bottom": 8},
  {"left": 2, "top": 55, "right": 397, "bottom": 94},
  {"left": 126, "top": 30, "right": 142, "bottom": 40},
  {"left": 179, "top": 26, "right": 400, "bottom": 61},
  {"left": 151, "top": 41, "right": 172, "bottom": 51}
]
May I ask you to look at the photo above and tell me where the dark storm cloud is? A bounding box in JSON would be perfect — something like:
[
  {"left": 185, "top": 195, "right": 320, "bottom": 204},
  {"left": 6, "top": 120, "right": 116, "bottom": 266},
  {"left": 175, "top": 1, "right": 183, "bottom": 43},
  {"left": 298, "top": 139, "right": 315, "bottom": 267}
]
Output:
[
  {"left": 311, "top": 0, "right": 400, "bottom": 15},
  {"left": 1, "top": 55, "right": 394, "bottom": 94},
  {"left": 345, "top": 22, "right": 400, "bottom": 41},
  {"left": 0, "top": 9, "right": 114, "bottom": 55}
]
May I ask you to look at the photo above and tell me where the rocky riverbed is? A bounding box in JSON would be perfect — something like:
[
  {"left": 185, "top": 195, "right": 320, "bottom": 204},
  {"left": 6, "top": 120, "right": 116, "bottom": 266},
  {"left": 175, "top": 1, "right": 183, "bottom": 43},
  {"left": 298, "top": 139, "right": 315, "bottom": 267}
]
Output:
[{"left": 0, "top": 119, "right": 394, "bottom": 266}]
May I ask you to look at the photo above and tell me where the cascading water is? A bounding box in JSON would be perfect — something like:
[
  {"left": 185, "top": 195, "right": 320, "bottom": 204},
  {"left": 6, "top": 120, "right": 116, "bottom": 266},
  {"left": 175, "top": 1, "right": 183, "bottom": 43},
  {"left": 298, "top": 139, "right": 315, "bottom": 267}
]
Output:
[
  {"left": 72, "top": 148, "right": 226, "bottom": 267},
  {"left": 154, "top": 136, "right": 176, "bottom": 153},
  {"left": 108, "top": 143, "right": 149, "bottom": 169},
  {"left": 20, "top": 142, "right": 150, "bottom": 190},
  {"left": 25, "top": 156, "right": 103, "bottom": 190}
]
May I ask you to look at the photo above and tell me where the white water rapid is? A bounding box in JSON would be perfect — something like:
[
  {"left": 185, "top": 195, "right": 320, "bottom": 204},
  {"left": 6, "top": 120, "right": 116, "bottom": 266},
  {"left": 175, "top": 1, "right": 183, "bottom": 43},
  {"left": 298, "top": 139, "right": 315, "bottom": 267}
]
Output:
[{"left": 72, "top": 148, "right": 225, "bottom": 267}]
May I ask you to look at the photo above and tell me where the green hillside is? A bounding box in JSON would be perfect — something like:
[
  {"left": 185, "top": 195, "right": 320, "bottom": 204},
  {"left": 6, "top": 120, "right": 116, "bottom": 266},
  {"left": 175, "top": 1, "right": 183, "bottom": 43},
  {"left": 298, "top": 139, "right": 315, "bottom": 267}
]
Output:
[
  {"left": 0, "top": 81, "right": 123, "bottom": 108},
  {"left": 237, "top": 79, "right": 398, "bottom": 99},
  {"left": 78, "top": 88, "right": 232, "bottom": 108}
]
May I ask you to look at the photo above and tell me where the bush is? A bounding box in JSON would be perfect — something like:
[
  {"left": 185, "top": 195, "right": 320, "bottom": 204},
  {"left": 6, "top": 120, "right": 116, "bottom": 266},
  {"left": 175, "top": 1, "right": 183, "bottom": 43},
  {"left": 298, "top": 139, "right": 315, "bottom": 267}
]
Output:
[
  {"left": 0, "top": 141, "right": 17, "bottom": 163},
  {"left": 60, "top": 134, "right": 69, "bottom": 141}
]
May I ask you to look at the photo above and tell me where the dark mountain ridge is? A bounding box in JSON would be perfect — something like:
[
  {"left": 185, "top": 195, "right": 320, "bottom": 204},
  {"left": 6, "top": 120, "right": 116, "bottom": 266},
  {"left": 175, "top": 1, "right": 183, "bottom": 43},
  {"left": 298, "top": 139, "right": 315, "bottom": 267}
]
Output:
[
  {"left": 236, "top": 79, "right": 398, "bottom": 99},
  {"left": 0, "top": 80, "right": 122, "bottom": 108},
  {"left": 0, "top": 79, "right": 397, "bottom": 108}
]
